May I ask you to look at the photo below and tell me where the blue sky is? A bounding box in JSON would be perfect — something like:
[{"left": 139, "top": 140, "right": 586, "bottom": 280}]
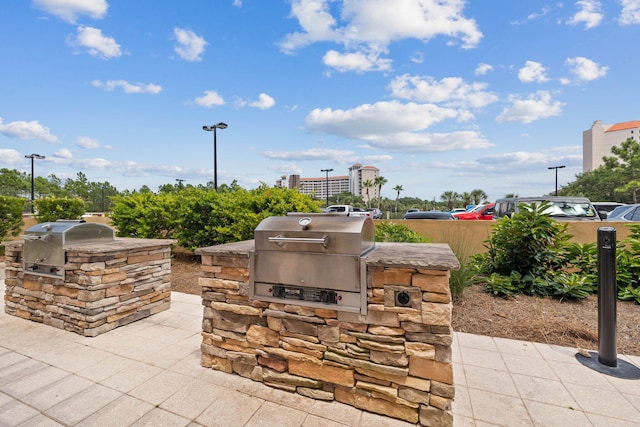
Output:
[{"left": 1, "top": 0, "right": 639, "bottom": 202}]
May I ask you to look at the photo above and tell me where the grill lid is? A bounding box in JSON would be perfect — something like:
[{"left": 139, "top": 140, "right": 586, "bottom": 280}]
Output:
[
  {"left": 254, "top": 213, "right": 375, "bottom": 255},
  {"left": 24, "top": 219, "right": 114, "bottom": 244}
]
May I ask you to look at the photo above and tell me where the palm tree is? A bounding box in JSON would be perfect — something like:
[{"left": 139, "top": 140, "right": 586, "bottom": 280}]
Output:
[
  {"left": 374, "top": 176, "right": 388, "bottom": 210},
  {"left": 440, "top": 191, "right": 460, "bottom": 211},
  {"left": 361, "top": 179, "right": 374, "bottom": 208},
  {"left": 470, "top": 189, "right": 488, "bottom": 205},
  {"left": 393, "top": 184, "right": 403, "bottom": 213},
  {"left": 461, "top": 192, "right": 472, "bottom": 208}
]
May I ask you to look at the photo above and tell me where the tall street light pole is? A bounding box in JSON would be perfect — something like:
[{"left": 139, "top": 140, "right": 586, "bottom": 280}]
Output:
[
  {"left": 548, "top": 165, "right": 566, "bottom": 196},
  {"left": 25, "top": 154, "right": 45, "bottom": 213},
  {"left": 202, "top": 122, "right": 228, "bottom": 191},
  {"left": 320, "top": 168, "right": 333, "bottom": 208}
]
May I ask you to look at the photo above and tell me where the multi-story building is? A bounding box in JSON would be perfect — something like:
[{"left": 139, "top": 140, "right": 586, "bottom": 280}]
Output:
[
  {"left": 275, "top": 164, "right": 380, "bottom": 203},
  {"left": 583, "top": 120, "right": 640, "bottom": 172},
  {"left": 349, "top": 164, "right": 380, "bottom": 204}
]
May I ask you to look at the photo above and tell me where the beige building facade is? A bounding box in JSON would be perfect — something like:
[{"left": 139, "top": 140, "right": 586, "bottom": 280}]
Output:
[{"left": 583, "top": 120, "right": 640, "bottom": 171}]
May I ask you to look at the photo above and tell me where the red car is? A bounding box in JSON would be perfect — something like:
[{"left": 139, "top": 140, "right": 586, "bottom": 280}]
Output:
[{"left": 453, "top": 203, "right": 495, "bottom": 220}]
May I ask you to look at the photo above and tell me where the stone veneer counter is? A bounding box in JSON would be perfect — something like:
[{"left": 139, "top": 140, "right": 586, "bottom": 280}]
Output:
[
  {"left": 196, "top": 241, "right": 459, "bottom": 426},
  {"left": 4, "top": 238, "right": 174, "bottom": 337}
]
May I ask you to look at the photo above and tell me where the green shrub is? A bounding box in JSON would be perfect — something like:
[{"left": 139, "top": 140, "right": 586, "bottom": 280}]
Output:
[
  {"left": 374, "top": 221, "right": 428, "bottom": 243},
  {"left": 0, "top": 196, "right": 25, "bottom": 251},
  {"left": 34, "top": 197, "right": 85, "bottom": 222}
]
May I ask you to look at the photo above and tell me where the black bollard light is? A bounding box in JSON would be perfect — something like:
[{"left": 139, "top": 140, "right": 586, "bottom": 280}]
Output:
[
  {"left": 597, "top": 227, "right": 617, "bottom": 367},
  {"left": 575, "top": 227, "right": 640, "bottom": 379}
]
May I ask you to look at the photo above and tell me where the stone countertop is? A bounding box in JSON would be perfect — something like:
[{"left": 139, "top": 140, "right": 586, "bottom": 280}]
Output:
[
  {"left": 196, "top": 240, "right": 459, "bottom": 271},
  {"left": 3, "top": 238, "right": 176, "bottom": 254}
]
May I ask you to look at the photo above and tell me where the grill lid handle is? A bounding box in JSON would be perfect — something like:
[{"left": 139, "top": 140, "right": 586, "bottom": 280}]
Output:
[{"left": 268, "top": 235, "right": 328, "bottom": 248}]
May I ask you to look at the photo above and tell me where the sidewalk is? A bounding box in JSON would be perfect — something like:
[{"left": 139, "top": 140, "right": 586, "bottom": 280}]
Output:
[{"left": 1, "top": 265, "right": 639, "bottom": 426}]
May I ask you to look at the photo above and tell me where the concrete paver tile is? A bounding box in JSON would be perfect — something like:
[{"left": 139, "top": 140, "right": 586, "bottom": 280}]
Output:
[
  {"left": 0, "top": 357, "right": 48, "bottom": 385},
  {"left": 100, "top": 361, "right": 163, "bottom": 393},
  {"left": 44, "top": 383, "right": 122, "bottom": 426},
  {"left": 511, "top": 373, "right": 578, "bottom": 408},
  {"left": 129, "top": 370, "right": 191, "bottom": 406},
  {"left": 16, "top": 413, "right": 65, "bottom": 427},
  {"left": 550, "top": 359, "right": 619, "bottom": 390},
  {"left": 130, "top": 407, "right": 191, "bottom": 427},
  {"left": 307, "top": 399, "right": 363, "bottom": 427},
  {"left": 159, "top": 378, "right": 227, "bottom": 420},
  {"left": 2, "top": 365, "right": 70, "bottom": 398},
  {"left": 0, "top": 398, "right": 41, "bottom": 426},
  {"left": 36, "top": 342, "right": 111, "bottom": 373},
  {"left": 587, "top": 412, "right": 640, "bottom": 427},
  {"left": 453, "top": 361, "right": 467, "bottom": 387},
  {"left": 302, "top": 414, "right": 350, "bottom": 426},
  {"left": 21, "top": 374, "right": 94, "bottom": 411},
  {"left": 245, "top": 401, "right": 308, "bottom": 427},
  {"left": 359, "top": 411, "right": 416, "bottom": 426},
  {"left": 564, "top": 382, "right": 640, "bottom": 422},
  {"left": 501, "top": 352, "right": 558, "bottom": 379},
  {"left": 467, "top": 388, "right": 533, "bottom": 427},
  {"left": 463, "top": 365, "right": 518, "bottom": 396},
  {"left": 451, "top": 385, "right": 473, "bottom": 418},
  {"left": 523, "top": 399, "right": 591, "bottom": 426},
  {"left": 493, "top": 336, "right": 542, "bottom": 357},
  {"left": 456, "top": 332, "right": 499, "bottom": 351},
  {"left": 459, "top": 346, "right": 507, "bottom": 370},
  {"left": 75, "top": 354, "right": 136, "bottom": 382},
  {"left": 196, "top": 390, "right": 264, "bottom": 427},
  {"left": 76, "top": 394, "right": 154, "bottom": 427}
]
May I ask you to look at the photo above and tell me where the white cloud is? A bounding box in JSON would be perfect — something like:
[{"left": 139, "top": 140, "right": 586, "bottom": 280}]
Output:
[
  {"left": 92, "top": 80, "right": 162, "bottom": 94},
  {"left": 173, "top": 28, "right": 207, "bottom": 62},
  {"left": 264, "top": 148, "right": 355, "bottom": 161},
  {"left": 53, "top": 148, "right": 73, "bottom": 159},
  {"left": 567, "top": 0, "right": 604, "bottom": 29},
  {"left": 619, "top": 0, "right": 640, "bottom": 24},
  {"left": 68, "top": 26, "right": 121, "bottom": 59},
  {"left": 280, "top": 0, "right": 482, "bottom": 72},
  {"left": 191, "top": 90, "right": 225, "bottom": 107},
  {"left": 496, "top": 91, "right": 565, "bottom": 124},
  {"left": 305, "top": 100, "right": 492, "bottom": 153},
  {"left": 511, "top": 5, "right": 553, "bottom": 25},
  {"left": 322, "top": 50, "right": 392, "bottom": 72},
  {"left": 250, "top": 93, "right": 276, "bottom": 110},
  {"left": 566, "top": 56, "right": 608, "bottom": 81},
  {"left": 0, "top": 149, "right": 23, "bottom": 165},
  {"left": 32, "top": 0, "right": 108, "bottom": 23},
  {"left": 76, "top": 136, "right": 103, "bottom": 148},
  {"left": 518, "top": 61, "right": 549, "bottom": 83},
  {"left": 388, "top": 74, "right": 498, "bottom": 108},
  {"left": 475, "top": 63, "right": 493, "bottom": 75},
  {"left": 0, "top": 117, "right": 59, "bottom": 142}
]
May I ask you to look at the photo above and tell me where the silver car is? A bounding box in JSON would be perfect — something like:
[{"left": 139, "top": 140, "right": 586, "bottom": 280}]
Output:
[{"left": 605, "top": 204, "right": 640, "bottom": 221}]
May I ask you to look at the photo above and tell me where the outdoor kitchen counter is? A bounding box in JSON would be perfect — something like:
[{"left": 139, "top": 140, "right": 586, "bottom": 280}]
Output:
[
  {"left": 196, "top": 240, "right": 460, "bottom": 271},
  {"left": 197, "top": 239, "right": 460, "bottom": 426}
]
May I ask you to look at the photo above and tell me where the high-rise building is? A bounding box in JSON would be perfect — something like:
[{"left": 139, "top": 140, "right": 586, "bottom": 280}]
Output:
[
  {"left": 583, "top": 120, "right": 640, "bottom": 172},
  {"left": 349, "top": 164, "right": 380, "bottom": 204},
  {"left": 275, "top": 164, "right": 380, "bottom": 202}
]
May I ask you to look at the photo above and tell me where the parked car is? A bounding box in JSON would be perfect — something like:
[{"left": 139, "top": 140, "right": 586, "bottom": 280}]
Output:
[
  {"left": 403, "top": 211, "right": 457, "bottom": 220},
  {"left": 493, "top": 196, "right": 601, "bottom": 221},
  {"left": 366, "top": 208, "right": 383, "bottom": 219},
  {"left": 592, "top": 202, "right": 626, "bottom": 219},
  {"left": 453, "top": 203, "right": 495, "bottom": 220},
  {"left": 605, "top": 204, "right": 640, "bottom": 221},
  {"left": 450, "top": 208, "right": 467, "bottom": 214},
  {"left": 326, "top": 205, "right": 370, "bottom": 217}
]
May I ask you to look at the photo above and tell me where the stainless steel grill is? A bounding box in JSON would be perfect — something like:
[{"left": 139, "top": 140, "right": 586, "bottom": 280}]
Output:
[
  {"left": 23, "top": 220, "right": 115, "bottom": 279},
  {"left": 250, "top": 213, "right": 375, "bottom": 314}
]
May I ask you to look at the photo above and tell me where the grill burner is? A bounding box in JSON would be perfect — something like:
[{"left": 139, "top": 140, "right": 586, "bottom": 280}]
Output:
[
  {"left": 250, "top": 213, "right": 375, "bottom": 314},
  {"left": 22, "top": 220, "right": 115, "bottom": 279}
]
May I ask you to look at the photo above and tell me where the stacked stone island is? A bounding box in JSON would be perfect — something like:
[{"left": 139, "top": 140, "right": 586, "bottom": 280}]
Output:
[
  {"left": 196, "top": 240, "right": 459, "bottom": 426},
  {"left": 3, "top": 238, "right": 174, "bottom": 336}
]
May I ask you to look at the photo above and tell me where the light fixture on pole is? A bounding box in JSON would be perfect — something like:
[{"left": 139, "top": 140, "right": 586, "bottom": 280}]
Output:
[
  {"left": 24, "top": 153, "right": 45, "bottom": 213},
  {"left": 320, "top": 168, "right": 333, "bottom": 208},
  {"left": 175, "top": 178, "right": 185, "bottom": 189},
  {"left": 548, "top": 165, "right": 566, "bottom": 196},
  {"left": 202, "top": 122, "right": 228, "bottom": 190}
]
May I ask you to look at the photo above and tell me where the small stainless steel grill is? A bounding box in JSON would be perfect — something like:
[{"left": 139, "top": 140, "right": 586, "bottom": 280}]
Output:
[
  {"left": 250, "top": 213, "right": 375, "bottom": 314},
  {"left": 23, "top": 220, "right": 115, "bottom": 279}
]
